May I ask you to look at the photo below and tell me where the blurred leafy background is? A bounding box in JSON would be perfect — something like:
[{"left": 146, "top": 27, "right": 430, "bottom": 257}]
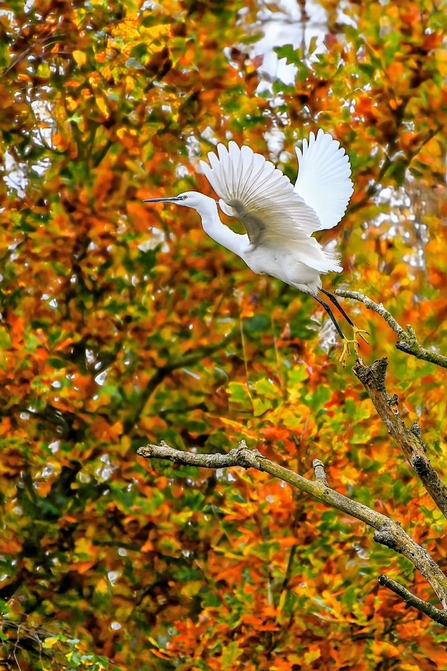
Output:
[{"left": 1, "top": 0, "right": 447, "bottom": 668}]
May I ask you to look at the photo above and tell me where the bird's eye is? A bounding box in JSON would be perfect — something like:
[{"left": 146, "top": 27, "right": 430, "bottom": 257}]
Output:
[{"left": 180, "top": 195, "right": 188, "bottom": 200}]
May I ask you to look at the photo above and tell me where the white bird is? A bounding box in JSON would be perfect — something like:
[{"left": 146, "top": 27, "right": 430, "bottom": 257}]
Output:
[{"left": 144, "top": 130, "right": 367, "bottom": 365}]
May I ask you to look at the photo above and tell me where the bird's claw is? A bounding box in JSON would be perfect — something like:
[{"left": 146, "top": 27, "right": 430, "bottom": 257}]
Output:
[
  {"left": 353, "top": 326, "right": 369, "bottom": 346},
  {"left": 339, "top": 338, "right": 352, "bottom": 367},
  {"left": 339, "top": 327, "right": 369, "bottom": 366}
]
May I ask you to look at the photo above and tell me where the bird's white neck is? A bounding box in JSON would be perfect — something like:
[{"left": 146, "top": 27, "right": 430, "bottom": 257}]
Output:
[{"left": 196, "top": 196, "right": 248, "bottom": 258}]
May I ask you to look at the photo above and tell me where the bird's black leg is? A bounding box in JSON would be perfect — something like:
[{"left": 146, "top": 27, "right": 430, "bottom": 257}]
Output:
[
  {"left": 312, "top": 291, "right": 369, "bottom": 366},
  {"left": 320, "top": 288, "right": 356, "bottom": 328},
  {"left": 320, "top": 288, "right": 369, "bottom": 343},
  {"left": 318, "top": 288, "right": 369, "bottom": 366},
  {"left": 312, "top": 294, "right": 346, "bottom": 340}
]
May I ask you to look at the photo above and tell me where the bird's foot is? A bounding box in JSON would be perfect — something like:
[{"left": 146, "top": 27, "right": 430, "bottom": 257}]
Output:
[
  {"left": 339, "top": 338, "right": 353, "bottom": 367},
  {"left": 353, "top": 326, "right": 369, "bottom": 348},
  {"left": 339, "top": 328, "right": 369, "bottom": 367}
]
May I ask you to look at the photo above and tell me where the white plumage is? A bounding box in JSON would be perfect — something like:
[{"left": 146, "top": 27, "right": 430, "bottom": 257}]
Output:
[
  {"left": 144, "top": 130, "right": 366, "bottom": 364},
  {"left": 294, "top": 131, "right": 354, "bottom": 231}
]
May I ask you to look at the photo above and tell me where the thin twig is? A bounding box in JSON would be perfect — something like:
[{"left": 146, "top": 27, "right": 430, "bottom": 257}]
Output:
[
  {"left": 378, "top": 574, "right": 447, "bottom": 626},
  {"left": 336, "top": 290, "right": 447, "bottom": 369}
]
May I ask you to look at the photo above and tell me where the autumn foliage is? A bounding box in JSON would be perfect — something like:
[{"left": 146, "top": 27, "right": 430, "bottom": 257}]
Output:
[{"left": 1, "top": 0, "right": 447, "bottom": 669}]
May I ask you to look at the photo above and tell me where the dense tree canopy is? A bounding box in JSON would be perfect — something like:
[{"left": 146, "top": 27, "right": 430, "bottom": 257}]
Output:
[{"left": 1, "top": 0, "right": 447, "bottom": 668}]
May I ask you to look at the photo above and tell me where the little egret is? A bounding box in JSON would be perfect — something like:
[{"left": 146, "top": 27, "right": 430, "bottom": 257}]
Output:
[{"left": 144, "top": 130, "right": 367, "bottom": 365}]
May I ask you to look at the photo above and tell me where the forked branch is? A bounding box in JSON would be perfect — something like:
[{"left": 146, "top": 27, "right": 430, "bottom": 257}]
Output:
[
  {"left": 335, "top": 290, "right": 447, "bottom": 369},
  {"left": 137, "top": 441, "right": 447, "bottom": 621},
  {"left": 352, "top": 357, "right": 447, "bottom": 519}
]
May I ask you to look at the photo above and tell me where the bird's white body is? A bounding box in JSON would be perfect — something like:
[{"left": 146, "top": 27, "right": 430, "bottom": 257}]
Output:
[
  {"left": 189, "top": 192, "right": 333, "bottom": 294},
  {"left": 244, "top": 238, "right": 331, "bottom": 294}
]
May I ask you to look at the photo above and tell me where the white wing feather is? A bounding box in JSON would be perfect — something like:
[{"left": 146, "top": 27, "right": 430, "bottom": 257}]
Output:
[
  {"left": 200, "top": 142, "right": 321, "bottom": 246},
  {"left": 294, "top": 130, "right": 353, "bottom": 231}
]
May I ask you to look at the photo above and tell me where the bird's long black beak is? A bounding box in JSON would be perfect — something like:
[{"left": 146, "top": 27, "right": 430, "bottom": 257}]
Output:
[{"left": 143, "top": 196, "right": 182, "bottom": 203}]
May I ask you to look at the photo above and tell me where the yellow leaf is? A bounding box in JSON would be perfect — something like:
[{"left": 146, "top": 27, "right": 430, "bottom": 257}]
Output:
[
  {"left": 110, "top": 19, "right": 140, "bottom": 40},
  {"left": 220, "top": 417, "right": 247, "bottom": 429},
  {"left": 95, "top": 578, "right": 109, "bottom": 594},
  {"left": 372, "top": 640, "right": 400, "bottom": 658},
  {"left": 66, "top": 96, "right": 77, "bottom": 111},
  {"left": 142, "top": 24, "right": 171, "bottom": 50},
  {"left": 43, "top": 636, "right": 60, "bottom": 649},
  {"left": 73, "top": 537, "right": 95, "bottom": 559},
  {"left": 125, "top": 75, "right": 135, "bottom": 92},
  {"left": 304, "top": 647, "right": 321, "bottom": 664},
  {"left": 96, "top": 97, "right": 109, "bottom": 118},
  {"left": 73, "top": 50, "right": 87, "bottom": 66},
  {"left": 124, "top": 158, "right": 145, "bottom": 175},
  {"left": 120, "top": 434, "right": 131, "bottom": 451}
]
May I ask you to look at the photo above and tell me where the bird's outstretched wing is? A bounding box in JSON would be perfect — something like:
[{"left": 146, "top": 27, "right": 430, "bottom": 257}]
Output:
[
  {"left": 200, "top": 142, "right": 321, "bottom": 247},
  {"left": 294, "top": 130, "right": 353, "bottom": 231}
]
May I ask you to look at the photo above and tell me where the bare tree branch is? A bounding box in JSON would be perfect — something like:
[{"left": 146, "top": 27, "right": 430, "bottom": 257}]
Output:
[
  {"left": 352, "top": 357, "right": 447, "bottom": 519},
  {"left": 335, "top": 290, "right": 447, "bottom": 369},
  {"left": 137, "top": 441, "right": 447, "bottom": 619},
  {"left": 378, "top": 575, "right": 447, "bottom": 626}
]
